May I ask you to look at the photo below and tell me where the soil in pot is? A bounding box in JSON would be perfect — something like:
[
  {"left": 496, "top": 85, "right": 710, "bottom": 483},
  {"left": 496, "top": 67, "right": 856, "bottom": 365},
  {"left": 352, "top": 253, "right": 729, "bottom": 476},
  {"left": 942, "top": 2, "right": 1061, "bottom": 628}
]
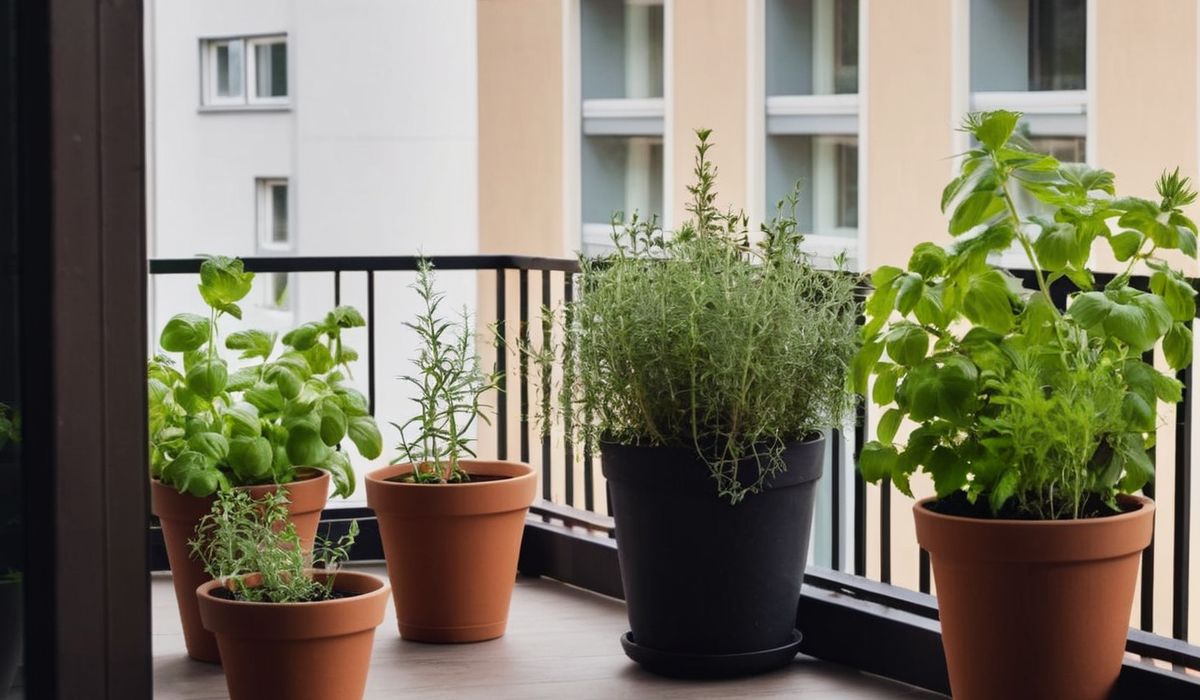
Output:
[
  {"left": 152, "top": 468, "right": 330, "bottom": 663},
  {"left": 601, "top": 437, "right": 824, "bottom": 678},
  {"left": 365, "top": 459, "right": 536, "bottom": 643},
  {"left": 915, "top": 495, "right": 1154, "bottom": 700},
  {"left": 196, "top": 570, "right": 389, "bottom": 700}
]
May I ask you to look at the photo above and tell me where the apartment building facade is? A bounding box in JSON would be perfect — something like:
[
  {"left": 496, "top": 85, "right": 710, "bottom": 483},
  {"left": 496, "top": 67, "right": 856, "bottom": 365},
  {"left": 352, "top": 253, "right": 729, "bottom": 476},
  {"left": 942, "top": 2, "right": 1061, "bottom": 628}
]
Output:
[{"left": 478, "top": 0, "right": 1200, "bottom": 638}]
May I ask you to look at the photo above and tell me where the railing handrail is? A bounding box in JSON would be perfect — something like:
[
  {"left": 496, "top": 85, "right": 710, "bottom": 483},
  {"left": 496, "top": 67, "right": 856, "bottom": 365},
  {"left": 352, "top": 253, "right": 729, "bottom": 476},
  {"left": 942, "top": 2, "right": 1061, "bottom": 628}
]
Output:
[{"left": 148, "top": 254, "right": 582, "bottom": 275}]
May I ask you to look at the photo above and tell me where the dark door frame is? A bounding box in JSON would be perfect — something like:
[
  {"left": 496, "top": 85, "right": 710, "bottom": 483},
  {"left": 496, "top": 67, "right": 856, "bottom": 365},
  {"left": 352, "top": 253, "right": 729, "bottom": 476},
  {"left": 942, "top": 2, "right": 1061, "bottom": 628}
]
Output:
[{"left": 9, "top": 0, "right": 151, "bottom": 697}]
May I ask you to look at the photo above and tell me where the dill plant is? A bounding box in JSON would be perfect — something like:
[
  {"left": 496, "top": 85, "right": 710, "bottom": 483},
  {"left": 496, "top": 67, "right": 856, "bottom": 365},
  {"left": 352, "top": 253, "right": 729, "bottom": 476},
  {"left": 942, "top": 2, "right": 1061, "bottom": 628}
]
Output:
[
  {"left": 549, "top": 129, "right": 859, "bottom": 503},
  {"left": 856, "top": 110, "right": 1198, "bottom": 519},
  {"left": 189, "top": 489, "right": 358, "bottom": 603},
  {"left": 391, "top": 259, "right": 498, "bottom": 483}
]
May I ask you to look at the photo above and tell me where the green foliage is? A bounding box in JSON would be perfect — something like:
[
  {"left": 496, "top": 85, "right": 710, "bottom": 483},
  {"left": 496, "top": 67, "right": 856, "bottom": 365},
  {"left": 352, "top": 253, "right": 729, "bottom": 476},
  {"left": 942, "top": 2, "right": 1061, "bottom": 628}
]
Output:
[
  {"left": 856, "top": 110, "right": 1197, "bottom": 519},
  {"left": 391, "top": 259, "right": 498, "bottom": 483},
  {"left": 189, "top": 489, "right": 358, "bottom": 603},
  {"left": 0, "top": 403, "right": 17, "bottom": 452},
  {"left": 148, "top": 256, "right": 382, "bottom": 499},
  {"left": 543, "top": 129, "right": 860, "bottom": 503}
]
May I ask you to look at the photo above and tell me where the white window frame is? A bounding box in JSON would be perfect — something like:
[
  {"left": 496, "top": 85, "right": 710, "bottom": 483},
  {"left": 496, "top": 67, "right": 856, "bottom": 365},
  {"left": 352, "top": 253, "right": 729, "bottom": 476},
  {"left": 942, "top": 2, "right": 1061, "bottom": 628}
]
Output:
[
  {"left": 246, "top": 36, "right": 289, "bottom": 106},
  {"left": 200, "top": 34, "right": 289, "bottom": 109},
  {"left": 255, "top": 178, "right": 294, "bottom": 312}
]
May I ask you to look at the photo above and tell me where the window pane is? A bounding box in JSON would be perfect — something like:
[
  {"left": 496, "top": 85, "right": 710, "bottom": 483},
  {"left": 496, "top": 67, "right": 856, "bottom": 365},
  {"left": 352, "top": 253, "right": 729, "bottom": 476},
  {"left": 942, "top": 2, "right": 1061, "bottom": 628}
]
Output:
[
  {"left": 581, "top": 0, "right": 664, "bottom": 99},
  {"left": 1029, "top": 0, "right": 1086, "bottom": 90},
  {"left": 766, "top": 0, "right": 859, "bottom": 96},
  {"left": 581, "top": 136, "right": 664, "bottom": 224},
  {"left": 765, "top": 135, "right": 858, "bottom": 236},
  {"left": 271, "top": 184, "right": 288, "bottom": 243},
  {"left": 215, "top": 41, "right": 243, "bottom": 98},
  {"left": 256, "top": 41, "right": 288, "bottom": 98},
  {"left": 836, "top": 143, "right": 858, "bottom": 228},
  {"left": 971, "top": 0, "right": 1085, "bottom": 91},
  {"left": 833, "top": 0, "right": 858, "bottom": 93}
]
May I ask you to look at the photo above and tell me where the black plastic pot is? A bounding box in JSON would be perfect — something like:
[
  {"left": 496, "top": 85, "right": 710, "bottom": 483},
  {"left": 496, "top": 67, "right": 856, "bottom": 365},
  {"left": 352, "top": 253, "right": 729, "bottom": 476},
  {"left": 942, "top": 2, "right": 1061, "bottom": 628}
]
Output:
[
  {"left": 601, "top": 437, "right": 824, "bottom": 678},
  {"left": 0, "top": 578, "right": 20, "bottom": 693}
]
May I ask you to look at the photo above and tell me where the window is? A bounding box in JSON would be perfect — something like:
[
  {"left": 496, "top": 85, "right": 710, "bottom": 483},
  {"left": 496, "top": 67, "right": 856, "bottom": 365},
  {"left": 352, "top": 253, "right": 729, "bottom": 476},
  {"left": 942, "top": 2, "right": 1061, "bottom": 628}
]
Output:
[
  {"left": 766, "top": 0, "right": 859, "bottom": 96},
  {"left": 202, "top": 36, "right": 288, "bottom": 107},
  {"left": 581, "top": 0, "right": 665, "bottom": 100},
  {"left": 766, "top": 135, "right": 858, "bottom": 237},
  {"left": 581, "top": 136, "right": 664, "bottom": 254},
  {"left": 256, "top": 179, "right": 292, "bottom": 310},
  {"left": 971, "top": 0, "right": 1085, "bottom": 92},
  {"left": 1027, "top": 135, "right": 1085, "bottom": 163}
]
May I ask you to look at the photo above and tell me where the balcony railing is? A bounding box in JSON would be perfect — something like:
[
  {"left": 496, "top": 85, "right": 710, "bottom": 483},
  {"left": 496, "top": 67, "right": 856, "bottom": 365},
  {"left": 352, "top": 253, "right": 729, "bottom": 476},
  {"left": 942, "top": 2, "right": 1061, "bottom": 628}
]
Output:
[{"left": 148, "top": 255, "right": 1200, "bottom": 697}]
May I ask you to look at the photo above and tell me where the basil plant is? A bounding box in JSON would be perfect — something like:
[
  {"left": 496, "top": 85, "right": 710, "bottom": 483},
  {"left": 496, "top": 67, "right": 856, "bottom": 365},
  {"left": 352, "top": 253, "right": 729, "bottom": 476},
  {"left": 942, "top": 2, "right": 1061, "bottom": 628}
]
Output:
[
  {"left": 856, "top": 111, "right": 1197, "bottom": 519},
  {"left": 148, "top": 256, "right": 382, "bottom": 498}
]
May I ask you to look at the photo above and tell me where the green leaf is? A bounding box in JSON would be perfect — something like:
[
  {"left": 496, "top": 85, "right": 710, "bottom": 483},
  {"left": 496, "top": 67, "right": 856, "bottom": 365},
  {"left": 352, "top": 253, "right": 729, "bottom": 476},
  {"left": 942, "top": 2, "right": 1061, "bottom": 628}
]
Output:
[
  {"left": 877, "top": 408, "right": 903, "bottom": 444},
  {"left": 282, "top": 323, "right": 323, "bottom": 351},
  {"left": 327, "top": 306, "right": 367, "bottom": 329},
  {"left": 266, "top": 364, "right": 302, "bottom": 400},
  {"left": 962, "top": 269, "right": 1015, "bottom": 333},
  {"left": 160, "top": 314, "right": 211, "bottom": 353},
  {"left": 186, "top": 358, "right": 228, "bottom": 400},
  {"left": 244, "top": 382, "right": 286, "bottom": 414},
  {"left": 335, "top": 387, "right": 370, "bottom": 417},
  {"left": 1153, "top": 371, "right": 1184, "bottom": 403},
  {"left": 908, "top": 243, "right": 948, "bottom": 278},
  {"left": 949, "top": 191, "right": 1005, "bottom": 235},
  {"left": 323, "top": 450, "right": 356, "bottom": 499},
  {"left": 228, "top": 436, "right": 273, "bottom": 481},
  {"left": 188, "top": 432, "right": 229, "bottom": 462},
  {"left": 852, "top": 336, "right": 886, "bottom": 395},
  {"left": 872, "top": 364, "right": 900, "bottom": 405},
  {"left": 1104, "top": 293, "right": 1171, "bottom": 352},
  {"left": 1033, "top": 222, "right": 1083, "bottom": 271},
  {"left": 286, "top": 423, "right": 330, "bottom": 466},
  {"left": 1150, "top": 270, "right": 1196, "bottom": 322},
  {"left": 162, "top": 451, "right": 220, "bottom": 497},
  {"left": 895, "top": 274, "right": 924, "bottom": 315},
  {"left": 224, "top": 403, "right": 261, "bottom": 438},
  {"left": 901, "top": 356, "right": 979, "bottom": 423},
  {"left": 347, "top": 416, "right": 383, "bottom": 460},
  {"left": 1109, "top": 231, "right": 1144, "bottom": 262},
  {"left": 1069, "top": 291, "right": 1112, "bottom": 328},
  {"left": 885, "top": 324, "right": 928, "bottom": 367},
  {"left": 1121, "top": 392, "right": 1155, "bottom": 432},
  {"left": 320, "top": 400, "right": 348, "bottom": 446},
  {"left": 225, "top": 366, "right": 259, "bottom": 392},
  {"left": 225, "top": 329, "right": 276, "bottom": 360},
  {"left": 859, "top": 441, "right": 897, "bottom": 482},
  {"left": 988, "top": 468, "right": 1019, "bottom": 514},
  {"left": 1116, "top": 434, "right": 1155, "bottom": 493},
  {"left": 198, "top": 256, "right": 254, "bottom": 309},
  {"left": 304, "top": 343, "right": 335, "bottom": 375},
  {"left": 973, "top": 110, "right": 1021, "bottom": 151},
  {"left": 1164, "top": 323, "right": 1193, "bottom": 370},
  {"left": 930, "top": 446, "right": 968, "bottom": 498}
]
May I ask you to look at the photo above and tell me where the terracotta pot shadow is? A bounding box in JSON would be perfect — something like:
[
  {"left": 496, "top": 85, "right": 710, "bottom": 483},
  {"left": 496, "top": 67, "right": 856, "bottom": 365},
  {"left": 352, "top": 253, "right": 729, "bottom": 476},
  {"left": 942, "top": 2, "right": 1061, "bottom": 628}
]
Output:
[
  {"left": 365, "top": 460, "right": 536, "bottom": 643},
  {"left": 915, "top": 495, "right": 1154, "bottom": 700},
  {"left": 151, "top": 468, "right": 330, "bottom": 663}
]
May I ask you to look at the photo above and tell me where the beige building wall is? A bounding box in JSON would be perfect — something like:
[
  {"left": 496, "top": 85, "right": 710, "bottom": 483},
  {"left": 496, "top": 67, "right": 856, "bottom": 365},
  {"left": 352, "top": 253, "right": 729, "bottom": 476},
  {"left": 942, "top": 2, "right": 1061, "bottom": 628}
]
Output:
[{"left": 669, "top": 0, "right": 751, "bottom": 223}]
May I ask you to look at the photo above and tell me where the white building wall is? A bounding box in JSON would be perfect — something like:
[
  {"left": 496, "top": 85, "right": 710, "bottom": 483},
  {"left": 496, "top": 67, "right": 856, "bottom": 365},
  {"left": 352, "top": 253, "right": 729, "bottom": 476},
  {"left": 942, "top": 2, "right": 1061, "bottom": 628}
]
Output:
[{"left": 146, "top": 0, "right": 480, "bottom": 503}]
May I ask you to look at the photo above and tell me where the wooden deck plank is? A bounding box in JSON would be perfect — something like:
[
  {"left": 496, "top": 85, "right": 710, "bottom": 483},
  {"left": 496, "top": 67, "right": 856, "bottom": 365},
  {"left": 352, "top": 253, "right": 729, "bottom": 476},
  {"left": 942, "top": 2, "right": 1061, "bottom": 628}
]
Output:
[{"left": 152, "top": 564, "right": 944, "bottom": 699}]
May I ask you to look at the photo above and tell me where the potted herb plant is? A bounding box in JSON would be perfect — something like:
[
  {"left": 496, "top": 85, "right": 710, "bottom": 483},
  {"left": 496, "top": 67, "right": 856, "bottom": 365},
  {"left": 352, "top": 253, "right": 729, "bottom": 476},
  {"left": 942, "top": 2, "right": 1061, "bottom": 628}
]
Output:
[
  {"left": 544, "top": 131, "right": 858, "bottom": 677},
  {"left": 855, "top": 110, "right": 1197, "bottom": 700},
  {"left": 192, "top": 489, "right": 389, "bottom": 700},
  {"left": 0, "top": 403, "right": 19, "bottom": 694},
  {"left": 148, "top": 256, "right": 383, "bottom": 662},
  {"left": 365, "top": 260, "right": 536, "bottom": 642}
]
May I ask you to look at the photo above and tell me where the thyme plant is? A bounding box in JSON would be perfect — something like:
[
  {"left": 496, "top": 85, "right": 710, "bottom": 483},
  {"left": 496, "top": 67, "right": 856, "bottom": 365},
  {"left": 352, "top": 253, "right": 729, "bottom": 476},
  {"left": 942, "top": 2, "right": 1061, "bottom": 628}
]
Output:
[
  {"left": 391, "top": 260, "right": 498, "bottom": 483},
  {"left": 547, "top": 130, "right": 859, "bottom": 503},
  {"left": 148, "top": 256, "right": 383, "bottom": 498},
  {"left": 856, "top": 111, "right": 1197, "bottom": 519},
  {"left": 189, "top": 489, "right": 358, "bottom": 603}
]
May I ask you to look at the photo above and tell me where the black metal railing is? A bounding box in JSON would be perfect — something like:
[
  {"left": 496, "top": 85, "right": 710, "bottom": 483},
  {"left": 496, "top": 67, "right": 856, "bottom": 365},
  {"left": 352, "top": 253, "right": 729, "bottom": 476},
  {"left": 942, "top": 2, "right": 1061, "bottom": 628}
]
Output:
[{"left": 148, "top": 255, "right": 1200, "bottom": 696}]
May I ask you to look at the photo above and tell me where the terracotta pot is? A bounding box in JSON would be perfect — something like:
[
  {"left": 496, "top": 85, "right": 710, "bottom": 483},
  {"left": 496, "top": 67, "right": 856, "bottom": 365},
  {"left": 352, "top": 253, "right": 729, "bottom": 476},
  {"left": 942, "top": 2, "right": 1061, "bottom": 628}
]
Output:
[
  {"left": 365, "top": 460, "right": 536, "bottom": 642},
  {"left": 197, "top": 570, "right": 389, "bottom": 700},
  {"left": 151, "top": 468, "right": 331, "bottom": 662},
  {"left": 914, "top": 495, "right": 1154, "bottom": 700}
]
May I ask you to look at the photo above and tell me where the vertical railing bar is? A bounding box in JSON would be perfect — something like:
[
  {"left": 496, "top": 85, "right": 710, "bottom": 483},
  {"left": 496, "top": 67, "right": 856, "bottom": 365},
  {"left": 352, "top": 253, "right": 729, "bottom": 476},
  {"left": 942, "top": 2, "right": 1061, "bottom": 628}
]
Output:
[
  {"left": 367, "top": 270, "right": 376, "bottom": 415},
  {"left": 830, "top": 428, "right": 842, "bottom": 571},
  {"left": 918, "top": 549, "right": 931, "bottom": 594},
  {"left": 880, "top": 477, "right": 892, "bottom": 584},
  {"left": 1141, "top": 348, "right": 1156, "bottom": 632},
  {"left": 853, "top": 397, "right": 867, "bottom": 577},
  {"left": 333, "top": 270, "right": 341, "bottom": 306},
  {"left": 495, "top": 269, "right": 508, "bottom": 461},
  {"left": 563, "top": 273, "right": 575, "bottom": 508},
  {"left": 1173, "top": 343, "right": 1192, "bottom": 640},
  {"left": 541, "top": 270, "right": 552, "bottom": 502},
  {"left": 519, "top": 269, "right": 530, "bottom": 464}
]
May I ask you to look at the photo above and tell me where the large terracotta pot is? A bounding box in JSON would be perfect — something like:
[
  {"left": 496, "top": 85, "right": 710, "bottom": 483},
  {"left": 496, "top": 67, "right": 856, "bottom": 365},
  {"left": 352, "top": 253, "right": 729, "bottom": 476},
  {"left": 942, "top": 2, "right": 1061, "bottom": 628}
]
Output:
[
  {"left": 197, "top": 570, "right": 389, "bottom": 700},
  {"left": 914, "top": 495, "right": 1154, "bottom": 700},
  {"left": 365, "top": 460, "right": 536, "bottom": 642},
  {"left": 151, "top": 468, "right": 331, "bottom": 662}
]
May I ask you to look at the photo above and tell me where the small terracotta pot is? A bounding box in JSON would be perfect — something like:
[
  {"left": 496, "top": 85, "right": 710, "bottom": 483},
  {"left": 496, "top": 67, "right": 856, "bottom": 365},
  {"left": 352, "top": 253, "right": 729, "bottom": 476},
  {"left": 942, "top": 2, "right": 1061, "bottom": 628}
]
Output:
[
  {"left": 151, "top": 468, "right": 331, "bottom": 663},
  {"left": 365, "top": 460, "right": 536, "bottom": 642},
  {"left": 914, "top": 495, "right": 1154, "bottom": 700},
  {"left": 196, "top": 570, "right": 389, "bottom": 700}
]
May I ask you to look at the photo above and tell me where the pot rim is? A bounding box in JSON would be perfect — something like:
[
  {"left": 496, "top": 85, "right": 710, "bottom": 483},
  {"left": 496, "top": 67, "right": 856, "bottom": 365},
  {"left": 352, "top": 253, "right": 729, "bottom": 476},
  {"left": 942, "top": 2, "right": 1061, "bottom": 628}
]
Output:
[
  {"left": 913, "top": 493, "right": 1153, "bottom": 527},
  {"left": 150, "top": 465, "right": 330, "bottom": 492},
  {"left": 365, "top": 459, "right": 536, "bottom": 489},
  {"left": 196, "top": 569, "right": 388, "bottom": 609},
  {"left": 597, "top": 433, "right": 826, "bottom": 451}
]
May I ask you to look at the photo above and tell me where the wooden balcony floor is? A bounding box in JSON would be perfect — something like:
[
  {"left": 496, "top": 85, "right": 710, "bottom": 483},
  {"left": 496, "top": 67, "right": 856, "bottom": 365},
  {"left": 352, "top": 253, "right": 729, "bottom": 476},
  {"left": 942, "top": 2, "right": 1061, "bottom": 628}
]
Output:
[{"left": 153, "top": 563, "right": 945, "bottom": 699}]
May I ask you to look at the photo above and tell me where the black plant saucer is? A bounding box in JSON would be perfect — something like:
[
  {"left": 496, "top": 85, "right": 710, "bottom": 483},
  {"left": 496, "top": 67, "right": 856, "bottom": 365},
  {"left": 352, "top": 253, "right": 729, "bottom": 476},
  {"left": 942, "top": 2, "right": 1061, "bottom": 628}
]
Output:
[{"left": 619, "top": 629, "right": 803, "bottom": 679}]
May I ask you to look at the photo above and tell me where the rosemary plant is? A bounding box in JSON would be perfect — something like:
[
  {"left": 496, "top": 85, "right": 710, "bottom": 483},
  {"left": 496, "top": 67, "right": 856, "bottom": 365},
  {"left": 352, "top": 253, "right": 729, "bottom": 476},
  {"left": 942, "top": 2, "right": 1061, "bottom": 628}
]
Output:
[
  {"left": 189, "top": 489, "right": 358, "bottom": 603},
  {"left": 391, "top": 260, "right": 498, "bottom": 483},
  {"left": 545, "top": 130, "right": 860, "bottom": 503}
]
